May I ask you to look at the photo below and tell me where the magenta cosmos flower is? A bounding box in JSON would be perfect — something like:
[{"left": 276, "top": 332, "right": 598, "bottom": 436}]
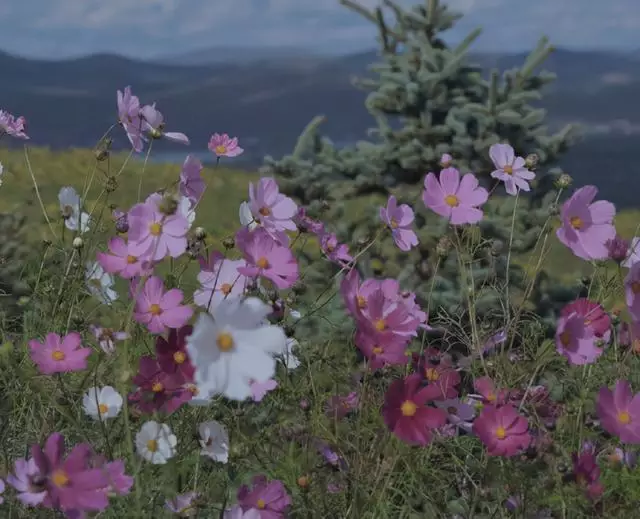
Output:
[
  {"left": 140, "top": 103, "right": 189, "bottom": 144},
  {"left": 473, "top": 404, "right": 531, "bottom": 456},
  {"left": 116, "top": 86, "right": 143, "bottom": 152},
  {"left": 179, "top": 154, "right": 205, "bottom": 206},
  {"left": 572, "top": 447, "right": 604, "bottom": 501},
  {"left": 194, "top": 251, "right": 249, "bottom": 311},
  {"left": 97, "top": 236, "right": 153, "bottom": 279},
  {"left": 560, "top": 298, "right": 611, "bottom": 341},
  {"left": 472, "top": 376, "right": 512, "bottom": 407},
  {"left": 356, "top": 284, "right": 421, "bottom": 340},
  {"left": 0, "top": 109, "right": 29, "bottom": 139},
  {"left": 155, "top": 325, "right": 195, "bottom": 384},
  {"left": 354, "top": 328, "right": 410, "bottom": 371},
  {"left": 379, "top": 195, "right": 419, "bottom": 252},
  {"left": 319, "top": 231, "right": 353, "bottom": 266},
  {"left": 597, "top": 380, "right": 640, "bottom": 444},
  {"left": 555, "top": 312, "right": 603, "bottom": 365},
  {"left": 556, "top": 185, "right": 616, "bottom": 261},
  {"left": 422, "top": 168, "right": 488, "bottom": 225},
  {"left": 236, "top": 227, "right": 299, "bottom": 289},
  {"left": 237, "top": 474, "right": 291, "bottom": 519},
  {"left": 127, "top": 196, "right": 189, "bottom": 261},
  {"left": 382, "top": 374, "right": 447, "bottom": 446},
  {"left": 248, "top": 177, "right": 298, "bottom": 241},
  {"left": 209, "top": 133, "right": 244, "bottom": 158},
  {"left": 133, "top": 276, "right": 193, "bottom": 334},
  {"left": 489, "top": 143, "right": 535, "bottom": 195},
  {"left": 29, "top": 332, "right": 91, "bottom": 375}
]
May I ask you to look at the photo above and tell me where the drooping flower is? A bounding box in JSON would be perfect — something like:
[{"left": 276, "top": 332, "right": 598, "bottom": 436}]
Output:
[
  {"left": 117, "top": 86, "right": 144, "bottom": 152},
  {"left": 179, "top": 155, "right": 205, "bottom": 206},
  {"left": 136, "top": 421, "right": 177, "bottom": 464},
  {"left": 194, "top": 251, "right": 249, "bottom": 312},
  {"left": 82, "top": 386, "right": 123, "bottom": 421},
  {"left": 412, "top": 350, "right": 461, "bottom": 400},
  {"left": 572, "top": 446, "right": 604, "bottom": 501},
  {"left": 236, "top": 475, "right": 292, "bottom": 518},
  {"left": 186, "top": 297, "right": 287, "bottom": 401},
  {"left": 607, "top": 234, "right": 630, "bottom": 264},
  {"left": 6, "top": 457, "right": 46, "bottom": 507},
  {"left": 422, "top": 168, "right": 488, "bottom": 225},
  {"left": 434, "top": 399, "right": 476, "bottom": 432},
  {"left": 89, "top": 325, "right": 128, "bottom": 355},
  {"left": 29, "top": 332, "right": 91, "bottom": 374},
  {"left": 112, "top": 208, "right": 129, "bottom": 233},
  {"left": 471, "top": 376, "right": 511, "bottom": 407},
  {"left": 294, "top": 207, "right": 325, "bottom": 235},
  {"left": 133, "top": 276, "right": 193, "bottom": 334},
  {"left": 440, "top": 153, "right": 453, "bottom": 167},
  {"left": 379, "top": 195, "right": 418, "bottom": 251},
  {"left": 165, "top": 492, "right": 199, "bottom": 517},
  {"left": 279, "top": 337, "right": 301, "bottom": 370},
  {"left": 236, "top": 227, "right": 299, "bottom": 290},
  {"left": 198, "top": 420, "right": 230, "bottom": 463},
  {"left": 247, "top": 177, "right": 297, "bottom": 241},
  {"left": 208, "top": 133, "right": 244, "bottom": 158},
  {"left": 473, "top": 404, "right": 531, "bottom": 457},
  {"left": 623, "top": 237, "right": 640, "bottom": 268},
  {"left": 86, "top": 261, "right": 118, "bottom": 304},
  {"left": 58, "top": 186, "right": 91, "bottom": 233},
  {"left": 489, "top": 143, "right": 535, "bottom": 195},
  {"left": 596, "top": 380, "right": 640, "bottom": 444},
  {"left": 319, "top": 231, "right": 353, "bottom": 266},
  {"left": 325, "top": 391, "right": 359, "bottom": 420},
  {"left": 97, "top": 236, "right": 153, "bottom": 279},
  {"left": 0, "top": 109, "right": 29, "bottom": 139},
  {"left": 555, "top": 312, "right": 603, "bottom": 365},
  {"left": 556, "top": 185, "right": 616, "bottom": 261},
  {"left": 140, "top": 103, "right": 189, "bottom": 144}
]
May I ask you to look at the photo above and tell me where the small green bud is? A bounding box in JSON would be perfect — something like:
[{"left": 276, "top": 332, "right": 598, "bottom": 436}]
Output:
[
  {"left": 72, "top": 237, "right": 84, "bottom": 249},
  {"left": 524, "top": 153, "right": 539, "bottom": 170},
  {"left": 194, "top": 227, "right": 206, "bottom": 240},
  {"left": 222, "top": 237, "right": 235, "bottom": 250},
  {"left": 436, "top": 236, "right": 451, "bottom": 258},
  {"left": 555, "top": 173, "right": 572, "bottom": 189}
]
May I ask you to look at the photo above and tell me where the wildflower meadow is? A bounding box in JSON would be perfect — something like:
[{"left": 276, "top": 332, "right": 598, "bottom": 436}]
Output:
[{"left": 1, "top": 78, "right": 640, "bottom": 519}]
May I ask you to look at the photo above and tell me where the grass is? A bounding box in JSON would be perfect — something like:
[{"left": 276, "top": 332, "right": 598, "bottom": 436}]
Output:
[{"left": 1, "top": 141, "right": 640, "bottom": 518}]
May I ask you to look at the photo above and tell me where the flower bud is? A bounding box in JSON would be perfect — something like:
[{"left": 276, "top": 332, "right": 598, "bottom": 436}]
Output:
[
  {"left": 72, "top": 237, "right": 84, "bottom": 249},
  {"left": 194, "top": 227, "right": 206, "bottom": 240},
  {"left": 490, "top": 239, "right": 504, "bottom": 257},
  {"left": 436, "top": 236, "right": 451, "bottom": 257},
  {"left": 292, "top": 281, "right": 307, "bottom": 295},
  {"left": 524, "top": 153, "right": 539, "bottom": 170},
  {"left": 104, "top": 176, "right": 118, "bottom": 193},
  {"left": 555, "top": 173, "right": 572, "bottom": 189},
  {"left": 222, "top": 237, "right": 235, "bottom": 250}
]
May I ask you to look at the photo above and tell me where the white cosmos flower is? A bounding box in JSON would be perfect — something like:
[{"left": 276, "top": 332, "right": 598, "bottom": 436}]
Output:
[
  {"left": 86, "top": 261, "right": 118, "bottom": 304},
  {"left": 186, "top": 297, "right": 287, "bottom": 401},
  {"left": 136, "top": 421, "right": 177, "bottom": 464},
  {"left": 239, "top": 201, "right": 257, "bottom": 230},
  {"left": 58, "top": 186, "right": 91, "bottom": 233},
  {"left": 178, "top": 196, "right": 196, "bottom": 228},
  {"left": 280, "top": 337, "right": 301, "bottom": 370},
  {"left": 198, "top": 420, "right": 230, "bottom": 463},
  {"left": 82, "top": 386, "right": 123, "bottom": 420},
  {"left": 0, "top": 162, "right": 4, "bottom": 186}
]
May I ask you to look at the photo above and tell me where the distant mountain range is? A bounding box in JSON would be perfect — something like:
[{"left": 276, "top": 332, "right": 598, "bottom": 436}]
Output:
[{"left": 1, "top": 47, "right": 640, "bottom": 208}]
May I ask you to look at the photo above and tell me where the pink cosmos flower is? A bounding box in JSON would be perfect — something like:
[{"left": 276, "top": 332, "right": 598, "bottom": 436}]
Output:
[
  {"left": 560, "top": 298, "right": 611, "bottom": 341},
  {"left": 179, "top": 155, "right": 205, "bottom": 206},
  {"left": 129, "top": 356, "right": 192, "bottom": 415},
  {"left": 236, "top": 227, "right": 299, "bottom": 289},
  {"left": 165, "top": 492, "right": 199, "bottom": 516},
  {"left": 625, "top": 263, "right": 640, "bottom": 319},
  {"left": 237, "top": 475, "right": 292, "bottom": 519},
  {"left": 133, "top": 276, "right": 193, "bottom": 334},
  {"left": 489, "top": 143, "right": 535, "bottom": 195},
  {"left": 555, "top": 312, "right": 603, "bottom": 365},
  {"left": 140, "top": 103, "right": 189, "bottom": 144},
  {"left": 88, "top": 325, "right": 128, "bottom": 355},
  {"left": 127, "top": 198, "right": 189, "bottom": 261},
  {"left": 97, "top": 236, "right": 154, "bottom": 279},
  {"left": 100, "top": 459, "right": 133, "bottom": 496},
  {"left": 194, "top": 251, "right": 249, "bottom": 311},
  {"left": 412, "top": 351, "right": 460, "bottom": 401},
  {"left": 0, "top": 109, "right": 29, "bottom": 139},
  {"left": 422, "top": 168, "right": 488, "bottom": 225},
  {"left": 354, "top": 328, "right": 409, "bottom": 371},
  {"left": 325, "top": 391, "right": 359, "bottom": 420},
  {"left": 29, "top": 332, "right": 91, "bottom": 375},
  {"left": 6, "top": 457, "right": 47, "bottom": 507},
  {"left": 556, "top": 185, "right": 616, "bottom": 261},
  {"left": 356, "top": 281, "right": 421, "bottom": 339},
  {"left": 319, "top": 231, "right": 353, "bottom": 266},
  {"left": 155, "top": 325, "right": 195, "bottom": 384},
  {"left": 607, "top": 234, "right": 630, "bottom": 263},
  {"left": 623, "top": 237, "right": 640, "bottom": 268},
  {"left": 597, "top": 380, "right": 640, "bottom": 444},
  {"left": 383, "top": 374, "right": 447, "bottom": 446},
  {"left": 116, "top": 86, "right": 143, "bottom": 152},
  {"left": 248, "top": 177, "right": 298, "bottom": 241},
  {"left": 379, "top": 195, "right": 419, "bottom": 251},
  {"left": 294, "top": 207, "right": 325, "bottom": 234},
  {"left": 472, "top": 376, "right": 511, "bottom": 407},
  {"left": 473, "top": 404, "right": 531, "bottom": 457},
  {"left": 209, "top": 133, "right": 244, "bottom": 158},
  {"left": 112, "top": 208, "right": 129, "bottom": 233},
  {"left": 572, "top": 446, "right": 604, "bottom": 501},
  {"left": 250, "top": 379, "right": 278, "bottom": 402}
]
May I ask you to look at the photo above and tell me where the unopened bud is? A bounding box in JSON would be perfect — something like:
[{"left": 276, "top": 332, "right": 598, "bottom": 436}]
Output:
[
  {"left": 222, "top": 237, "right": 235, "bottom": 250},
  {"left": 158, "top": 194, "right": 178, "bottom": 215},
  {"left": 297, "top": 475, "right": 310, "bottom": 488},
  {"left": 104, "top": 176, "right": 118, "bottom": 193},
  {"left": 524, "top": 153, "right": 539, "bottom": 170},
  {"left": 194, "top": 227, "right": 206, "bottom": 240},
  {"left": 440, "top": 153, "right": 453, "bottom": 168},
  {"left": 292, "top": 281, "right": 306, "bottom": 295},
  {"left": 436, "top": 236, "right": 451, "bottom": 257},
  {"left": 555, "top": 173, "right": 572, "bottom": 189},
  {"left": 72, "top": 237, "right": 84, "bottom": 249},
  {"left": 490, "top": 239, "right": 504, "bottom": 257}
]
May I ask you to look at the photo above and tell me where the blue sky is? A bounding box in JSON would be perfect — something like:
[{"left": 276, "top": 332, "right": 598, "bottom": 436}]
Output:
[{"left": 1, "top": 0, "right": 638, "bottom": 59}]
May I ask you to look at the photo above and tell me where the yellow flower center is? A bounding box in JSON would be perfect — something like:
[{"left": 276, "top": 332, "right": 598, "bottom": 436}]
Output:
[
  {"left": 372, "top": 346, "right": 383, "bottom": 355},
  {"left": 618, "top": 411, "right": 631, "bottom": 424},
  {"left": 217, "top": 332, "right": 234, "bottom": 352},
  {"left": 444, "top": 194, "right": 459, "bottom": 207},
  {"left": 149, "top": 222, "right": 162, "bottom": 236},
  {"left": 98, "top": 403, "right": 109, "bottom": 415},
  {"left": 173, "top": 351, "right": 186, "bottom": 364},
  {"left": 425, "top": 367, "right": 440, "bottom": 382},
  {"left": 215, "top": 145, "right": 227, "bottom": 155},
  {"left": 149, "top": 304, "right": 163, "bottom": 316},
  {"left": 356, "top": 295, "right": 367, "bottom": 309},
  {"left": 188, "top": 384, "right": 199, "bottom": 396},
  {"left": 256, "top": 257, "right": 269, "bottom": 269},
  {"left": 559, "top": 331, "right": 571, "bottom": 347},
  {"left": 570, "top": 216, "right": 583, "bottom": 230},
  {"left": 126, "top": 255, "right": 137, "bottom": 264},
  {"left": 495, "top": 426, "right": 506, "bottom": 440},
  {"left": 390, "top": 218, "right": 399, "bottom": 229},
  {"left": 51, "top": 469, "right": 69, "bottom": 487},
  {"left": 151, "top": 382, "right": 164, "bottom": 393},
  {"left": 486, "top": 392, "right": 496, "bottom": 403},
  {"left": 146, "top": 439, "right": 158, "bottom": 452},
  {"left": 401, "top": 400, "right": 417, "bottom": 417},
  {"left": 503, "top": 165, "right": 513, "bottom": 175},
  {"left": 51, "top": 350, "right": 65, "bottom": 361},
  {"left": 374, "top": 319, "right": 386, "bottom": 332},
  {"left": 220, "top": 283, "right": 232, "bottom": 295},
  {"left": 259, "top": 206, "right": 271, "bottom": 217},
  {"left": 257, "top": 498, "right": 266, "bottom": 509}
]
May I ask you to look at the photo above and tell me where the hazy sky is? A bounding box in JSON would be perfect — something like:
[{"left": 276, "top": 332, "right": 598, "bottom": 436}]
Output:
[{"left": 1, "top": 0, "right": 637, "bottom": 59}]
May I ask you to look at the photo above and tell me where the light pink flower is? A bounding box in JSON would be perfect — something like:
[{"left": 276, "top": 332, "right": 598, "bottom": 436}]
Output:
[
  {"left": 179, "top": 155, "right": 205, "bottom": 205},
  {"left": 133, "top": 276, "right": 193, "bottom": 334},
  {"left": 89, "top": 325, "right": 128, "bottom": 355},
  {"left": 116, "top": 86, "right": 143, "bottom": 152},
  {"left": 96, "top": 236, "right": 153, "bottom": 279},
  {"left": 555, "top": 312, "right": 603, "bottom": 365},
  {"left": 209, "top": 133, "right": 244, "bottom": 158},
  {"left": 0, "top": 109, "right": 29, "bottom": 139},
  {"left": 422, "top": 168, "right": 488, "bottom": 225},
  {"left": 194, "top": 251, "right": 249, "bottom": 311},
  {"left": 319, "top": 231, "right": 353, "bottom": 266},
  {"left": 489, "top": 143, "right": 535, "bottom": 195},
  {"left": 140, "top": 103, "right": 189, "bottom": 144},
  {"left": 29, "top": 332, "right": 91, "bottom": 374},
  {"left": 597, "top": 380, "right": 640, "bottom": 444},
  {"left": 625, "top": 262, "right": 640, "bottom": 320},
  {"left": 250, "top": 379, "right": 278, "bottom": 402},
  {"left": 248, "top": 177, "right": 298, "bottom": 242},
  {"left": 379, "top": 195, "right": 418, "bottom": 252},
  {"left": 354, "top": 328, "right": 409, "bottom": 371},
  {"left": 237, "top": 475, "right": 291, "bottom": 518}
]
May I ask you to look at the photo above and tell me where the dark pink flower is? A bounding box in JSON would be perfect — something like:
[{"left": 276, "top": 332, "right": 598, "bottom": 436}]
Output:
[
  {"left": 129, "top": 356, "right": 191, "bottom": 415},
  {"left": 237, "top": 475, "right": 291, "bottom": 518},
  {"left": 294, "top": 207, "right": 325, "bottom": 234},
  {"left": 422, "top": 168, "right": 488, "bottom": 225},
  {"left": 179, "top": 155, "right": 205, "bottom": 206},
  {"left": 472, "top": 376, "right": 511, "bottom": 407},
  {"left": 383, "top": 374, "right": 447, "bottom": 446},
  {"left": 560, "top": 298, "right": 611, "bottom": 340},
  {"left": 155, "top": 325, "right": 195, "bottom": 384},
  {"left": 379, "top": 195, "right": 418, "bottom": 251},
  {"left": 354, "top": 328, "right": 409, "bottom": 371},
  {"left": 209, "top": 133, "right": 244, "bottom": 158},
  {"left": 356, "top": 284, "right": 421, "bottom": 340},
  {"left": 412, "top": 352, "right": 460, "bottom": 401},
  {"left": 29, "top": 332, "right": 91, "bottom": 375},
  {"left": 555, "top": 312, "right": 602, "bottom": 365},
  {"left": 572, "top": 447, "right": 604, "bottom": 501},
  {"left": 556, "top": 185, "right": 616, "bottom": 261},
  {"left": 236, "top": 228, "right": 299, "bottom": 289},
  {"left": 97, "top": 236, "right": 153, "bottom": 279},
  {"left": 133, "top": 276, "right": 193, "bottom": 334},
  {"left": 597, "top": 380, "right": 640, "bottom": 444},
  {"left": 473, "top": 404, "right": 531, "bottom": 457}
]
